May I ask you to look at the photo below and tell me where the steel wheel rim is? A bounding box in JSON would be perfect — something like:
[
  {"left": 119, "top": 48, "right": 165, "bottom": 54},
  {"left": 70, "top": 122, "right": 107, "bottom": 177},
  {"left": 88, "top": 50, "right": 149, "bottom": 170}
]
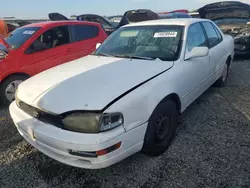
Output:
[
  {"left": 155, "top": 114, "right": 171, "bottom": 142},
  {"left": 5, "top": 80, "right": 23, "bottom": 102}
]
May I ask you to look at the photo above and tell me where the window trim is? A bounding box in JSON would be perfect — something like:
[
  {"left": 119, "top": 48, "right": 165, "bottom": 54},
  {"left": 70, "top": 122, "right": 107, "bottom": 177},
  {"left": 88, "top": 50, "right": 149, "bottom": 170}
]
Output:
[
  {"left": 211, "top": 22, "right": 223, "bottom": 42},
  {"left": 201, "top": 21, "right": 222, "bottom": 49},
  {"left": 25, "top": 25, "right": 71, "bottom": 54},
  {"left": 69, "top": 24, "right": 99, "bottom": 43}
]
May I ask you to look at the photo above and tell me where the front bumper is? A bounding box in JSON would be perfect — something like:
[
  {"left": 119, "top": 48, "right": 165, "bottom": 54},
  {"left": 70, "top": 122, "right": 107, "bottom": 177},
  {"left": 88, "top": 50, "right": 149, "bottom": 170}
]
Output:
[{"left": 9, "top": 102, "right": 148, "bottom": 169}]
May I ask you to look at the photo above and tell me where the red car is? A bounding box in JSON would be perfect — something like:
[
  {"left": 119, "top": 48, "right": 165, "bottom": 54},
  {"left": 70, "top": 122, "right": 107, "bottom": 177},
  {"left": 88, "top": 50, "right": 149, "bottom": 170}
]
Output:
[{"left": 0, "top": 20, "right": 107, "bottom": 104}]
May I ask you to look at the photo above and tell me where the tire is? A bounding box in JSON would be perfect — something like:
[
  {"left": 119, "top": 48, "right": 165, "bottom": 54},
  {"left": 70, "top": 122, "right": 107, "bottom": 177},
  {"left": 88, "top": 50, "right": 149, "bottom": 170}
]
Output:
[
  {"left": 214, "top": 62, "right": 229, "bottom": 87},
  {"left": 0, "top": 75, "right": 28, "bottom": 105},
  {"left": 142, "top": 100, "right": 178, "bottom": 157}
]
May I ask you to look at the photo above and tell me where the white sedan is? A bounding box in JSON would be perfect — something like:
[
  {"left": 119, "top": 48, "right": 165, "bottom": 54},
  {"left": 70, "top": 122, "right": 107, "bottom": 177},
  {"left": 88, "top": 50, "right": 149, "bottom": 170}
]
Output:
[{"left": 10, "top": 19, "right": 234, "bottom": 169}]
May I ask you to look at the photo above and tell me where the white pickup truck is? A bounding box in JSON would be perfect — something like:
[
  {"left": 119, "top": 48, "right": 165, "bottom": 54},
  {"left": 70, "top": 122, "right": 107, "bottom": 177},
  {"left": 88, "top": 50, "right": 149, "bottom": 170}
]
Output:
[{"left": 10, "top": 18, "right": 234, "bottom": 169}]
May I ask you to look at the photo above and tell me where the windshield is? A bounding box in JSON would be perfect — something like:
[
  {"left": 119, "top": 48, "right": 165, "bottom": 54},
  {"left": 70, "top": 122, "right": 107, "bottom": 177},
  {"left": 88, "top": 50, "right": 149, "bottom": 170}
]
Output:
[
  {"left": 5, "top": 26, "right": 40, "bottom": 49},
  {"left": 94, "top": 25, "right": 184, "bottom": 61},
  {"left": 214, "top": 18, "right": 249, "bottom": 24}
]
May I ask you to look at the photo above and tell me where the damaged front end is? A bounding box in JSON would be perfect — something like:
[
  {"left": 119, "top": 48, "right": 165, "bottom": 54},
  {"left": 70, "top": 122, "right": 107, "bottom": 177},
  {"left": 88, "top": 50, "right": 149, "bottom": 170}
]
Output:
[{"left": 198, "top": 1, "right": 250, "bottom": 55}]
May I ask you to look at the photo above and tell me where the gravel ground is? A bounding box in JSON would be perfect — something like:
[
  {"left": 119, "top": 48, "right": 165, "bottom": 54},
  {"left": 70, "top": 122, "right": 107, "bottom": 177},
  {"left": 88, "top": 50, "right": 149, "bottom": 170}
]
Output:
[{"left": 0, "top": 59, "right": 250, "bottom": 188}]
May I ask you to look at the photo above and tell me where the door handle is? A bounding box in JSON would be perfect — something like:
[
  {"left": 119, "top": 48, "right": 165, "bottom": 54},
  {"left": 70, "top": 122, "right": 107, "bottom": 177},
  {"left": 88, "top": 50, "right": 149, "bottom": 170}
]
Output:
[{"left": 209, "top": 57, "right": 212, "bottom": 62}]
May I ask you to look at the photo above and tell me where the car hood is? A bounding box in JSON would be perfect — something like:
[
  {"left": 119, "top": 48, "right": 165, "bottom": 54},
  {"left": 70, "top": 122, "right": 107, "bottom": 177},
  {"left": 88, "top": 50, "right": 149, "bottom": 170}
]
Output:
[
  {"left": 17, "top": 55, "right": 174, "bottom": 114},
  {"left": 218, "top": 23, "right": 250, "bottom": 35},
  {"left": 116, "top": 9, "right": 159, "bottom": 29},
  {"left": 48, "top": 12, "right": 69, "bottom": 21},
  {"left": 198, "top": 1, "right": 250, "bottom": 20}
]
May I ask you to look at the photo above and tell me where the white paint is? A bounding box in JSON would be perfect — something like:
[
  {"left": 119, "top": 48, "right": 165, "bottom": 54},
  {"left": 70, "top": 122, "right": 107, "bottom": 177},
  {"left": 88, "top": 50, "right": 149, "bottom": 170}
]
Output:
[{"left": 10, "top": 19, "right": 235, "bottom": 169}]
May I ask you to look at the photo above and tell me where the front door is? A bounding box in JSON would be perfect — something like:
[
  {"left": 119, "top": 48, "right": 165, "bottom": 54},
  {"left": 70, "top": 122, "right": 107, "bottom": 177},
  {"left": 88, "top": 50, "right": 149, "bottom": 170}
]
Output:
[
  {"left": 22, "top": 25, "right": 72, "bottom": 74},
  {"left": 182, "top": 22, "right": 211, "bottom": 108}
]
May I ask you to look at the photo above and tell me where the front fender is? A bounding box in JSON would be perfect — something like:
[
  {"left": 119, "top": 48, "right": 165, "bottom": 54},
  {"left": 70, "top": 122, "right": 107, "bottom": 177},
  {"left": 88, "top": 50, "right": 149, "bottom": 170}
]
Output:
[{"left": 105, "top": 67, "right": 183, "bottom": 131}]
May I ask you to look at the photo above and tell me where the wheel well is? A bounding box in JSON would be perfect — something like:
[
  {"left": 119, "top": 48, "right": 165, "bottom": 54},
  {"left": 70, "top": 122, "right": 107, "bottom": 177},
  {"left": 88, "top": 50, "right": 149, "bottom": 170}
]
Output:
[
  {"left": 227, "top": 56, "right": 232, "bottom": 67},
  {"left": 162, "top": 93, "right": 181, "bottom": 114},
  {"left": 2, "top": 73, "right": 30, "bottom": 82}
]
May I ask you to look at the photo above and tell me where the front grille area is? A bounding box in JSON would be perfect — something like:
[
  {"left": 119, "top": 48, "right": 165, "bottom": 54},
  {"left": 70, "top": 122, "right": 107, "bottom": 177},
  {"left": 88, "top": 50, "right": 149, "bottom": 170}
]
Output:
[{"left": 18, "top": 101, "right": 63, "bottom": 128}]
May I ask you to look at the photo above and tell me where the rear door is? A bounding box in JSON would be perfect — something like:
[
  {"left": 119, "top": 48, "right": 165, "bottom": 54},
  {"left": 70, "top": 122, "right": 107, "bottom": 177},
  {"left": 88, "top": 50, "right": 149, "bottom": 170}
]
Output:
[
  {"left": 201, "top": 21, "right": 226, "bottom": 82},
  {"left": 65, "top": 24, "right": 102, "bottom": 61},
  {"left": 23, "top": 25, "right": 72, "bottom": 73}
]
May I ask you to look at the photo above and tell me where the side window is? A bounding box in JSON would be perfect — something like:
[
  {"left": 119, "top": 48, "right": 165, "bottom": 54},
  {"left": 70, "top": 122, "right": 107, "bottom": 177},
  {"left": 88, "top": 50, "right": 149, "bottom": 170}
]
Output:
[
  {"left": 212, "top": 24, "right": 223, "bottom": 42},
  {"left": 27, "top": 26, "right": 70, "bottom": 53},
  {"left": 186, "top": 23, "right": 207, "bottom": 52},
  {"left": 72, "top": 25, "right": 99, "bottom": 42},
  {"left": 202, "top": 22, "right": 221, "bottom": 48}
]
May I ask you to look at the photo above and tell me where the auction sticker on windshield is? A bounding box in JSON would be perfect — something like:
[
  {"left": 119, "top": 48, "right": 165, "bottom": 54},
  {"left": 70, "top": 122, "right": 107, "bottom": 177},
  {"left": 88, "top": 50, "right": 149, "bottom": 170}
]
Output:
[
  {"left": 23, "top": 30, "right": 35, "bottom": 35},
  {"left": 154, "top": 32, "right": 178, "bottom": 38}
]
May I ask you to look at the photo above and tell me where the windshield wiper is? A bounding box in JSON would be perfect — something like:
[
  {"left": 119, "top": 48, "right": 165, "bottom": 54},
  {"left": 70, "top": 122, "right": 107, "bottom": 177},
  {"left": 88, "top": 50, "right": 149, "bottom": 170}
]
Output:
[
  {"left": 113, "top": 54, "right": 155, "bottom": 60},
  {"left": 93, "top": 52, "right": 111, "bottom": 57}
]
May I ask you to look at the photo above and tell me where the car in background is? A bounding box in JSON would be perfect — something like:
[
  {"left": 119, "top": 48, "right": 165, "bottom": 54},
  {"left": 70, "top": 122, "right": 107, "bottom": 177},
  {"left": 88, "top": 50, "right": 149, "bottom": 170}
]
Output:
[
  {"left": 159, "top": 12, "right": 192, "bottom": 19},
  {"left": 116, "top": 9, "right": 160, "bottom": 29},
  {"left": 10, "top": 18, "right": 234, "bottom": 169},
  {"left": 6, "top": 20, "right": 32, "bottom": 33},
  {"left": 76, "top": 14, "right": 115, "bottom": 35},
  {"left": 107, "top": 16, "right": 123, "bottom": 27},
  {"left": 198, "top": 1, "right": 250, "bottom": 55},
  {"left": 0, "top": 20, "right": 107, "bottom": 104},
  {"left": 189, "top": 12, "right": 200, "bottom": 18}
]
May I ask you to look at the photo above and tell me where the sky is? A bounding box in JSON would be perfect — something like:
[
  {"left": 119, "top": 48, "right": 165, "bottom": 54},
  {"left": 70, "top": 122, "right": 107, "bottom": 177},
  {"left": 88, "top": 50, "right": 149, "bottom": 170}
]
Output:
[{"left": 0, "top": 0, "right": 249, "bottom": 19}]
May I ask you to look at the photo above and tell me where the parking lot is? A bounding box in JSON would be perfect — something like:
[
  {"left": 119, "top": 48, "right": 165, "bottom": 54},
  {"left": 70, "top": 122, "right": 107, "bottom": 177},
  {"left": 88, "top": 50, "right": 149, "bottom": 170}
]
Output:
[{"left": 0, "top": 58, "right": 249, "bottom": 188}]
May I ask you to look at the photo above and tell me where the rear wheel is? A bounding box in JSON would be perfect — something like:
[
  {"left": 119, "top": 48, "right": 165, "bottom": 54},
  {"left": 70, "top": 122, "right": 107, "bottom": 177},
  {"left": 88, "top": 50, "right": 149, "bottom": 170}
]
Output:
[
  {"left": 142, "top": 100, "right": 178, "bottom": 157},
  {"left": 214, "top": 63, "right": 229, "bottom": 87},
  {"left": 0, "top": 75, "right": 28, "bottom": 105}
]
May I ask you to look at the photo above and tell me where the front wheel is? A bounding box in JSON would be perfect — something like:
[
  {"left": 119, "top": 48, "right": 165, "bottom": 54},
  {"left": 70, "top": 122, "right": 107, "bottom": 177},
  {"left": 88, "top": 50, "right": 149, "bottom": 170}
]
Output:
[
  {"left": 142, "top": 100, "right": 178, "bottom": 157},
  {"left": 0, "top": 75, "right": 28, "bottom": 105}
]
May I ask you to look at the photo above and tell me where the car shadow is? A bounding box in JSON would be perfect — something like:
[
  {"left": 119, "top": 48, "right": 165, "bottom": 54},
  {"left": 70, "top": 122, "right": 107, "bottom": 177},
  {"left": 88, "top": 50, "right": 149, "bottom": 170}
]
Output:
[{"left": 0, "top": 87, "right": 230, "bottom": 186}]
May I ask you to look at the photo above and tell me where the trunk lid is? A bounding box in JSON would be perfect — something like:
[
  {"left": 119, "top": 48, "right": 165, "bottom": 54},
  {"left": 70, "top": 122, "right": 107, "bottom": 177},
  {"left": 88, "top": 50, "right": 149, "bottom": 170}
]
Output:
[
  {"left": 48, "top": 13, "right": 69, "bottom": 21},
  {"left": 116, "top": 9, "right": 159, "bottom": 29}
]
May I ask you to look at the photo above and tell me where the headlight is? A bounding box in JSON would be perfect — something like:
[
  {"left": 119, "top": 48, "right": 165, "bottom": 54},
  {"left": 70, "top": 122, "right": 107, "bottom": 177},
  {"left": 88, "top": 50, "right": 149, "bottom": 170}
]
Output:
[{"left": 62, "top": 112, "right": 124, "bottom": 133}]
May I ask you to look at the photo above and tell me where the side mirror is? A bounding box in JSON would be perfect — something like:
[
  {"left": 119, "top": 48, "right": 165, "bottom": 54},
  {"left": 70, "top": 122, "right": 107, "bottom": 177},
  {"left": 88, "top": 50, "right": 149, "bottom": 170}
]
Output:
[
  {"left": 185, "top": 47, "right": 209, "bottom": 60},
  {"left": 96, "top": 43, "right": 101, "bottom": 49}
]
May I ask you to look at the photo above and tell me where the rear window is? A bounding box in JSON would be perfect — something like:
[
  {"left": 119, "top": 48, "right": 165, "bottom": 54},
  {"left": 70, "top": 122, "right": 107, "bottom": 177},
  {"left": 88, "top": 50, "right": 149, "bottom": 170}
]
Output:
[
  {"left": 71, "top": 25, "right": 99, "bottom": 42},
  {"left": 5, "top": 27, "right": 40, "bottom": 49}
]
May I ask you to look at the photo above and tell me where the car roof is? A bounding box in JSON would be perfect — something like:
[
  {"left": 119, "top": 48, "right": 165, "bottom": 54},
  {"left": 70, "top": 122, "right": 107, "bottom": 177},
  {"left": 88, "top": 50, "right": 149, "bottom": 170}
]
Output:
[
  {"left": 123, "top": 18, "right": 209, "bottom": 27},
  {"left": 22, "top": 20, "right": 101, "bottom": 28}
]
